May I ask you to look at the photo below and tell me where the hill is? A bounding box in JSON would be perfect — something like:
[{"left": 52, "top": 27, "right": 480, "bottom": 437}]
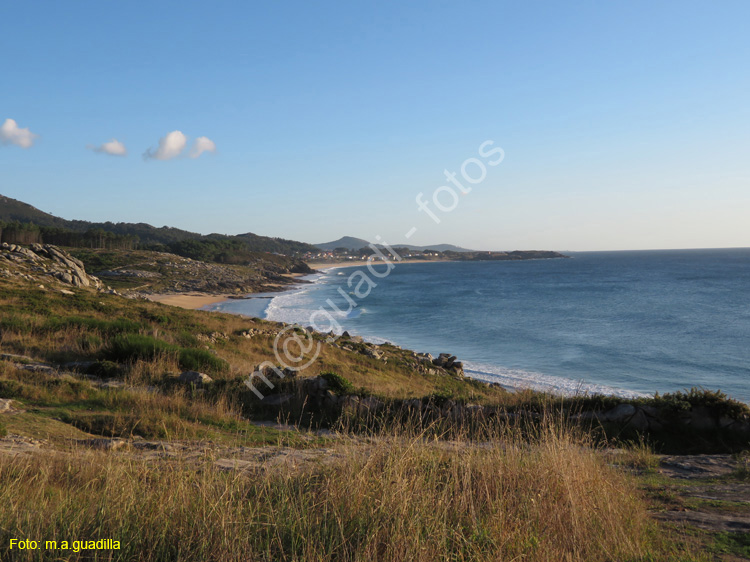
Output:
[
  {"left": 315, "top": 236, "right": 372, "bottom": 251},
  {"left": 418, "top": 243, "right": 474, "bottom": 252},
  {"left": 316, "top": 236, "right": 474, "bottom": 253},
  {"left": 0, "top": 194, "right": 70, "bottom": 228},
  {"left": 0, "top": 194, "right": 318, "bottom": 256}
]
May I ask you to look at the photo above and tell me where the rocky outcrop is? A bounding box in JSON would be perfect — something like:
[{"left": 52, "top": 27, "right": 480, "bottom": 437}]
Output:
[
  {"left": 0, "top": 243, "right": 103, "bottom": 290},
  {"left": 110, "top": 251, "right": 308, "bottom": 297},
  {"left": 0, "top": 399, "right": 15, "bottom": 413},
  {"left": 575, "top": 402, "right": 750, "bottom": 435},
  {"left": 433, "top": 353, "right": 464, "bottom": 376},
  {"left": 333, "top": 334, "right": 465, "bottom": 378},
  {"left": 284, "top": 375, "right": 384, "bottom": 413},
  {"left": 255, "top": 374, "right": 750, "bottom": 453},
  {"left": 178, "top": 371, "right": 214, "bottom": 385}
]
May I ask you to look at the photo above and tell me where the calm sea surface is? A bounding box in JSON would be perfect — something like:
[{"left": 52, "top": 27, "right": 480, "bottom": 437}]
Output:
[{"left": 209, "top": 249, "right": 750, "bottom": 402}]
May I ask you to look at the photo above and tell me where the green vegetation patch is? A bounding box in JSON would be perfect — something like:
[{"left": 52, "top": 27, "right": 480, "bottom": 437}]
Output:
[
  {"left": 712, "top": 531, "right": 750, "bottom": 558},
  {"left": 0, "top": 314, "right": 31, "bottom": 335},
  {"left": 104, "top": 334, "right": 228, "bottom": 375},
  {"left": 647, "top": 388, "right": 750, "bottom": 419},
  {"left": 43, "top": 316, "right": 145, "bottom": 336},
  {"left": 104, "top": 334, "right": 177, "bottom": 363},
  {"left": 320, "top": 372, "right": 354, "bottom": 395},
  {"left": 178, "top": 348, "right": 229, "bottom": 374}
]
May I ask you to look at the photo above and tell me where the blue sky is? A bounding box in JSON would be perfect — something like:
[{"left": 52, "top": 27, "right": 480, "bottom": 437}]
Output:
[{"left": 1, "top": 0, "right": 749, "bottom": 251}]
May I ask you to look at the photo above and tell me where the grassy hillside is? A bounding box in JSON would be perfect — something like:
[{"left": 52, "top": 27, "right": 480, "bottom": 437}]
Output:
[
  {"left": 0, "top": 278, "right": 509, "bottom": 411},
  {"left": 0, "top": 195, "right": 70, "bottom": 227},
  {"left": 1, "top": 265, "right": 747, "bottom": 560}
]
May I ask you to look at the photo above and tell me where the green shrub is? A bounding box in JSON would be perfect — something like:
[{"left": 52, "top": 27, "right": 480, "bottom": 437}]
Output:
[
  {"left": 320, "top": 372, "right": 354, "bottom": 395},
  {"left": 104, "top": 334, "right": 177, "bottom": 363},
  {"left": 646, "top": 388, "right": 750, "bottom": 420},
  {"left": 428, "top": 390, "right": 455, "bottom": 407},
  {"left": 86, "top": 360, "right": 122, "bottom": 379},
  {"left": 0, "top": 380, "right": 25, "bottom": 400},
  {"left": 0, "top": 421, "right": 6, "bottom": 438},
  {"left": 175, "top": 329, "right": 200, "bottom": 348},
  {"left": 140, "top": 311, "right": 172, "bottom": 326},
  {"left": 178, "top": 349, "right": 228, "bottom": 375},
  {"left": 104, "top": 334, "right": 228, "bottom": 375}
]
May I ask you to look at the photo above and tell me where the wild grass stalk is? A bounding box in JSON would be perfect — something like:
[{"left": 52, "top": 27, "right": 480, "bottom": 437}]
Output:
[{"left": 0, "top": 416, "right": 683, "bottom": 561}]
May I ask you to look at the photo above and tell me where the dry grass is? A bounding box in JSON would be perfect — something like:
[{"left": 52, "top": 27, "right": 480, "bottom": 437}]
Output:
[
  {"left": 0, "top": 419, "right": 693, "bottom": 562},
  {"left": 612, "top": 438, "right": 661, "bottom": 473}
]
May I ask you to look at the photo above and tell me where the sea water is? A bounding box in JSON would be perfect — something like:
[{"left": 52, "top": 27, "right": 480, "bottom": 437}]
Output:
[{"left": 209, "top": 249, "right": 750, "bottom": 402}]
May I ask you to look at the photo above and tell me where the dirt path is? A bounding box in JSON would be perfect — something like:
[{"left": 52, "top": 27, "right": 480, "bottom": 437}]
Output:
[{"left": 635, "top": 454, "right": 750, "bottom": 559}]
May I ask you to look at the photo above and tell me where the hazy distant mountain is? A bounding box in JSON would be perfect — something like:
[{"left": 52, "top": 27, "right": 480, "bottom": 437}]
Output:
[
  {"left": 418, "top": 243, "right": 474, "bottom": 253},
  {"left": 315, "top": 236, "right": 373, "bottom": 251},
  {"left": 315, "top": 236, "right": 474, "bottom": 253},
  {"left": 0, "top": 194, "right": 318, "bottom": 255}
]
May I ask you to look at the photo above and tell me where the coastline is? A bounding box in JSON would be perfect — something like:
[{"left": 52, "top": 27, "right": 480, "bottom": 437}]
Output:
[
  {"left": 147, "top": 259, "right": 453, "bottom": 310},
  {"left": 146, "top": 254, "right": 569, "bottom": 311},
  {"left": 144, "top": 258, "right": 634, "bottom": 398}
]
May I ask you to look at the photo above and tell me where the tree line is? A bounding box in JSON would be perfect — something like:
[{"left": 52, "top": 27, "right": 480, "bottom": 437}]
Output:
[{"left": 0, "top": 221, "right": 138, "bottom": 250}]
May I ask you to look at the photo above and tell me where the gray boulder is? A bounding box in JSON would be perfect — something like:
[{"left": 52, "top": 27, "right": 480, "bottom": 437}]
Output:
[
  {"left": 604, "top": 403, "right": 636, "bottom": 422},
  {"left": 264, "top": 394, "right": 294, "bottom": 407},
  {"left": 178, "top": 371, "right": 213, "bottom": 385}
]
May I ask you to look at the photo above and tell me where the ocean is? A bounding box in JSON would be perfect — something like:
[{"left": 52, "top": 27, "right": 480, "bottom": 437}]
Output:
[{"left": 208, "top": 249, "right": 750, "bottom": 403}]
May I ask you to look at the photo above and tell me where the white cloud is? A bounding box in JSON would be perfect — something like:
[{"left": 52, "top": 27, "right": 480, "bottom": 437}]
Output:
[
  {"left": 0, "top": 118, "right": 38, "bottom": 148},
  {"left": 89, "top": 138, "right": 127, "bottom": 156},
  {"left": 189, "top": 136, "right": 216, "bottom": 159},
  {"left": 143, "top": 130, "right": 187, "bottom": 160}
]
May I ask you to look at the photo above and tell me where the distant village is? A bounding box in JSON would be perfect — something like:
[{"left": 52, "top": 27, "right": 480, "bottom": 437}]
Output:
[{"left": 301, "top": 247, "right": 445, "bottom": 262}]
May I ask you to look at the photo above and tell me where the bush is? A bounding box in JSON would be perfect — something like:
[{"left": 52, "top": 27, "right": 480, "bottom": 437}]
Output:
[
  {"left": 646, "top": 388, "right": 750, "bottom": 420},
  {"left": 104, "top": 334, "right": 228, "bottom": 375},
  {"left": 0, "top": 380, "right": 25, "bottom": 400},
  {"left": 320, "top": 372, "right": 354, "bottom": 395},
  {"left": 0, "top": 421, "right": 6, "bottom": 438},
  {"left": 178, "top": 349, "right": 228, "bottom": 375},
  {"left": 140, "top": 311, "right": 172, "bottom": 326},
  {"left": 86, "top": 360, "right": 122, "bottom": 379},
  {"left": 175, "top": 329, "right": 200, "bottom": 348},
  {"left": 104, "top": 334, "right": 177, "bottom": 363}
]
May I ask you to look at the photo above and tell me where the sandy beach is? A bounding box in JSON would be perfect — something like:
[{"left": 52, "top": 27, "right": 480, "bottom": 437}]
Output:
[
  {"left": 146, "top": 292, "right": 239, "bottom": 310},
  {"left": 148, "top": 259, "right": 450, "bottom": 310}
]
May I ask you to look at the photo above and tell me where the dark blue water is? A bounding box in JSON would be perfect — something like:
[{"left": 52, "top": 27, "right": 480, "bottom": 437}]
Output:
[{"left": 210, "top": 249, "right": 750, "bottom": 402}]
